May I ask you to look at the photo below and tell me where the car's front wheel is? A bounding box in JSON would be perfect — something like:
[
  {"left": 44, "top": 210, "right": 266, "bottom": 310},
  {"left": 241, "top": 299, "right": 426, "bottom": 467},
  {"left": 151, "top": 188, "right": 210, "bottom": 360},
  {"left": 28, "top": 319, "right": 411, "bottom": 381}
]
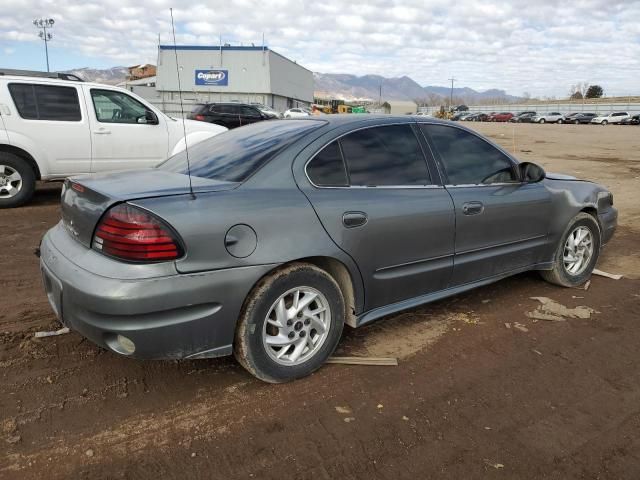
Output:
[
  {"left": 540, "top": 212, "right": 601, "bottom": 287},
  {"left": 234, "top": 263, "right": 345, "bottom": 382},
  {"left": 574, "top": 120, "right": 580, "bottom": 125},
  {"left": 539, "top": 118, "right": 546, "bottom": 124},
  {"left": 557, "top": 119, "right": 563, "bottom": 124},
  {"left": 602, "top": 120, "right": 608, "bottom": 125},
  {"left": 0, "top": 152, "right": 36, "bottom": 209}
]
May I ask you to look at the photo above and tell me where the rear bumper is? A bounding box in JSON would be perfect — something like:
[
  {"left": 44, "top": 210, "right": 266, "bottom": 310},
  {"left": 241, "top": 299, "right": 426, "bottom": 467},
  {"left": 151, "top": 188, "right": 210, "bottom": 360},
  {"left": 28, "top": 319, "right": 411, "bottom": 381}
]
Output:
[
  {"left": 599, "top": 207, "right": 617, "bottom": 246},
  {"left": 40, "top": 224, "right": 275, "bottom": 360}
]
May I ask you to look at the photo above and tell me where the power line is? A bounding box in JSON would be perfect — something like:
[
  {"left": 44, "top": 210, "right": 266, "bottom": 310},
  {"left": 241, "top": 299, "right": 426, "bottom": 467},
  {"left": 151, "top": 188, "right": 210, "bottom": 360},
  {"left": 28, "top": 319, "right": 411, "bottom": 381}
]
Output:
[{"left": 33, "top": 18, "right": 54, "bottom": 72}]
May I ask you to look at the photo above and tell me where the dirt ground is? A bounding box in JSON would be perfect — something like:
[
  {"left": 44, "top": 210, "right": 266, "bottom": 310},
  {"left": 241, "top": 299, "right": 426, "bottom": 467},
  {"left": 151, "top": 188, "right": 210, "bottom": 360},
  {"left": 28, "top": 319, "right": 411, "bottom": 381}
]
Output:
[{"left": 1, "top": 123, "right": 639, "bottom": 479}]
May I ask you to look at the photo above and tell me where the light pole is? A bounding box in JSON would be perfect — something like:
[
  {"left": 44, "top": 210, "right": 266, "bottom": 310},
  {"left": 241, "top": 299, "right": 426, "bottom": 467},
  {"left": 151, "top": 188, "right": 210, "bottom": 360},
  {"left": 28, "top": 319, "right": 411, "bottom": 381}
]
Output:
[{"left": 33, "top": 18, "right": 54, "bottom": 72}]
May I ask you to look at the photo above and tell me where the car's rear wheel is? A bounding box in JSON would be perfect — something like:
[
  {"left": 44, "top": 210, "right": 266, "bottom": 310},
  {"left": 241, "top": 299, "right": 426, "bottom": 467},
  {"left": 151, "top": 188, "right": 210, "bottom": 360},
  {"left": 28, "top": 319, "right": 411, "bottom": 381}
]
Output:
[
  {"left": 539, "top": 118, "right": 546, "bottom": 124},
  {"left": 0, "top": 152, "right": 36, "bottom": 209},
  {"left": 557, "top": 119, "right": 563, "bottom": 124},
  {"left": 574, "top": 120, "right": 580, "bottom": 125},
  {"left": 234, "top": 263, "right": 345, "bottom": 383},
  {"left": 540, "top": 212, "right": 601, "bottom": 287}
]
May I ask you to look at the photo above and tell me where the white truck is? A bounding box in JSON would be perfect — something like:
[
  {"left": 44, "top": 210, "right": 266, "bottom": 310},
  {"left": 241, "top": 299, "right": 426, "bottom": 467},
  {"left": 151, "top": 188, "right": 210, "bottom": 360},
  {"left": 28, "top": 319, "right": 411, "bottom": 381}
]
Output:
[{"left": 0, "top": 69, "right": 226, "bottom": 207}]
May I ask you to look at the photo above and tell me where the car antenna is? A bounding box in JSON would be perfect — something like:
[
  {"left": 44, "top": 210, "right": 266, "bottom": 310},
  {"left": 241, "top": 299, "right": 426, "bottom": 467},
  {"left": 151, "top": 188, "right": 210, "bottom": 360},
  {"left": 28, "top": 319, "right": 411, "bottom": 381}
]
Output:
[{"left": 170, "top": 7, "right": 195, "bottom": 199}]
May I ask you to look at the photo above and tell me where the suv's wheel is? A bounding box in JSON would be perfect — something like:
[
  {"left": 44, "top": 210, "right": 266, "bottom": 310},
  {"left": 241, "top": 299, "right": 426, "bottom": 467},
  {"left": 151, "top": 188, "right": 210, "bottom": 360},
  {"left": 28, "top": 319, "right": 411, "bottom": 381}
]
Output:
[
  {"left": 234, "top": 263, "right": 345, "bottom": 383},
  {"left": 557, "top": 119, "right": 563, "bottom": 124},
  {"left": 602, "top": 120, "right": 608, "bottom": 125},
  {"left": 574, "top": 120, "right": 580, "bottom": 125},
  {"left": 539, "top": 118, "right": 546, "bottom": 124},
  {"left": 540, "top": 212, "right": 601, "bottom": 287},
  {"left": 0, "top": 152, "right": 36, "bottom": 208}
]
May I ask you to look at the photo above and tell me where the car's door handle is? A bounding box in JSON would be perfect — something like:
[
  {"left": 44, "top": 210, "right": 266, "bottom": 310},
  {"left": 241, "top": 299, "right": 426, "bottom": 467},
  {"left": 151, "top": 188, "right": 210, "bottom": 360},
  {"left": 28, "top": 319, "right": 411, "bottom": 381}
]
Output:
[
  {"left": 342, "top": 211, "right": 368, "bottom": 228},
  {"left": 94, "top": 129, "right": 111, "bottom": 135},
  {"left": 462, "top": 201, "right": 484, "bottom": 215}
]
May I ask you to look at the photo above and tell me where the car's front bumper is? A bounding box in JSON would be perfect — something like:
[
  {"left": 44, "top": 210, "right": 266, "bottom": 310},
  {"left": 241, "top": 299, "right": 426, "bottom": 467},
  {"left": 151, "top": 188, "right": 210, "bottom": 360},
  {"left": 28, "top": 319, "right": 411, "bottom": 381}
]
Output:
[
  {"left": 40, "top": 223, "right": 276, "bottom": 360},
  {"left": 599, "top": 207, "right": 617, "bottom": 246}
]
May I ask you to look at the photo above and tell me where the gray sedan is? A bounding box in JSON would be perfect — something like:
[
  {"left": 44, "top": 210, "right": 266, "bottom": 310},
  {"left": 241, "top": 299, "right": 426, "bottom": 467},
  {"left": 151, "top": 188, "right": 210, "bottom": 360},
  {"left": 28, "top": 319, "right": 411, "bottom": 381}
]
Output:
[{"left": 40, "top": 116, "right": 617, "bottom": 382}]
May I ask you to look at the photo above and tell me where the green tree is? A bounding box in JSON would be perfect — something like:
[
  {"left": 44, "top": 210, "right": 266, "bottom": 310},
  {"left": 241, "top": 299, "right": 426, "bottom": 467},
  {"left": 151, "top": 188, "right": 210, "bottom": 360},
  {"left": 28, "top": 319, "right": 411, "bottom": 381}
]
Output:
[{"left": 586, "top": 85, "right": 604, "bottom": 98}]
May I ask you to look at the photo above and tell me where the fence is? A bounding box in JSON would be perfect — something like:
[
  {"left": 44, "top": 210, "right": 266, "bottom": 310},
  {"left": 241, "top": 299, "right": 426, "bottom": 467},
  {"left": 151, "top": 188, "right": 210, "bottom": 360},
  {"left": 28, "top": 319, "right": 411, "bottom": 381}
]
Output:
[{"left": 418, "top": 101, "right": 640, "bottom": 116}]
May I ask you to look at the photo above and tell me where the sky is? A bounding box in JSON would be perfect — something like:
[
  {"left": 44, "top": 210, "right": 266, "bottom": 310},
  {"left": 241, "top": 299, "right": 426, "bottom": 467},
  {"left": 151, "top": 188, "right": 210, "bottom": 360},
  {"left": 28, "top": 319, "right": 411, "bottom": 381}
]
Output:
[{"left": 1, "top": 0, "right": 639, "bottom": 97}]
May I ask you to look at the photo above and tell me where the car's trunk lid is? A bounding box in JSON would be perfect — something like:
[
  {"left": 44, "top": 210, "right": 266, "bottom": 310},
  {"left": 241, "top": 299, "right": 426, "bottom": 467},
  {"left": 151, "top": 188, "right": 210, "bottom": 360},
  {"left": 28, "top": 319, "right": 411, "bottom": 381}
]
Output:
[{"left": 61, "top": 169, "right": 237, "bottom": 248}]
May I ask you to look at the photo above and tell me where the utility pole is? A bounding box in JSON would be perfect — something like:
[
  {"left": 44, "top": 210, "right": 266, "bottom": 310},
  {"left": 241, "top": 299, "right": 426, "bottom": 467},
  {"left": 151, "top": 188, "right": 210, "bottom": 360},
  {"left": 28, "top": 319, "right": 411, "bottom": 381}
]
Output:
[
  {"left": 33, "top": 18, "right": 54, "bottom": 72},
  {"left": 448, "top": 76, "right": 456, "bottom": 110}
]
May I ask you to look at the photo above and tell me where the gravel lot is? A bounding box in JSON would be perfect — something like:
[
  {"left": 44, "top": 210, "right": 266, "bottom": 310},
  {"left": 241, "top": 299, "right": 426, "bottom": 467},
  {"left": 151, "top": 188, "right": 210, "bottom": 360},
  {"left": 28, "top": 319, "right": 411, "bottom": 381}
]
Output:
[{"left": 1, "top": 122, "right": 639, "bottom": 479}]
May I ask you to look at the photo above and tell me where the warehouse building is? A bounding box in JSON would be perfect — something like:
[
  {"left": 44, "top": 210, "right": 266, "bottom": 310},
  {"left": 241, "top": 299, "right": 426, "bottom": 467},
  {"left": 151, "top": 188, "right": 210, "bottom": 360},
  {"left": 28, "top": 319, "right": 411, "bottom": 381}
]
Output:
[{"left": 154, "top": 45, "right": 313, "bottom": 113}]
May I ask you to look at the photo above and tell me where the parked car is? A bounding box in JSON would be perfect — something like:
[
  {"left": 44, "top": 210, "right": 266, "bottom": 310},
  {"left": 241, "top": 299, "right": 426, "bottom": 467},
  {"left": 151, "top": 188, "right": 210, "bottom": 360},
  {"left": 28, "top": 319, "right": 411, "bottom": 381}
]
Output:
[
  {"left": 510, "top": 112, "right": 537, "bottom": 123},
  {"left": 565, "top": 113, "right": 598, "bottom": 124},
  {"left": 0, "top": 69, "right": 226, "bottom": 208},
  {"left": 415, "top": 112, "right": 432, "bottom": 117},
  {"left": 452, "top": 105, "right": 468, "bottom": 112},
  {"left": 488, "top": 112, "right": 514, "bottom": 122},
  {"left": 451, "top": 111, "right": 473, "bottom": 121},
  {"left": 590, "top": 112, "right": 630, "bottom": 125},
  {"left": 39, "top": 115, "right": 617, "bottom": 382},
  {"left": 284, "top": 108, "right": 310, "bottom": 118},
  {"left": 189, "top": 102, "right": 279, "bottom": 129},
  {"left": 620, "top": 114, "right": 640, "bottom": 125},
  {"left": 533, "top": 112, "right": 564, "bottom": 124},
  {"left": 465, "top": 112, "right": 488, "bottom": 122}
]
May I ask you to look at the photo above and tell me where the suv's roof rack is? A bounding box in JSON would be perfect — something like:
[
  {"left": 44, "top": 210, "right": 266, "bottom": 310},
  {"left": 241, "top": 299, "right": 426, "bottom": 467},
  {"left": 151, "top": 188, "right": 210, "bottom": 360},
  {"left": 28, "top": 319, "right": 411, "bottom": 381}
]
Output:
[{"left": 0, "top": 69, "right": 84, "bottom": 82}]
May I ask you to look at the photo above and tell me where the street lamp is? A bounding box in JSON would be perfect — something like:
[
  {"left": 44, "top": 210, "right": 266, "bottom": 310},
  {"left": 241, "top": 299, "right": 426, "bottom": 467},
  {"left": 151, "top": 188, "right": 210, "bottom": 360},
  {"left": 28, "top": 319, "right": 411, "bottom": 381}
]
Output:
[{"left": 33, "top": 18, "right": 54, "bottom": 72}]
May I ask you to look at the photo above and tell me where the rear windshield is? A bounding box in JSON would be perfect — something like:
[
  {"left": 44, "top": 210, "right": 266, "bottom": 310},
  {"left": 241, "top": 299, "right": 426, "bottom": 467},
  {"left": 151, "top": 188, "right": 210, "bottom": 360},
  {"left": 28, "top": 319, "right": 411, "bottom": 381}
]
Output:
[{"left": 158, "top": 120, "right": 324, "bottom": 182}]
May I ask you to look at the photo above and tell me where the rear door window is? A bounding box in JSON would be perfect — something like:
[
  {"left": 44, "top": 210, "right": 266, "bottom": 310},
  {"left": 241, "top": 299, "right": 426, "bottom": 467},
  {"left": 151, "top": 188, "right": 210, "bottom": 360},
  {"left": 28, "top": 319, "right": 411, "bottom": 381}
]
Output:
[
  {"left": 339, "top": 125, "right": 431, "bottom": 186},
  {"left": 8, "top": 83, "right": 81, "bottom": 121},
  {"left": 422, "top": 124, "right": 517, "bottom": 185},
  {"left": 307, "top": 141, "right": 348, "bottom": 187}
]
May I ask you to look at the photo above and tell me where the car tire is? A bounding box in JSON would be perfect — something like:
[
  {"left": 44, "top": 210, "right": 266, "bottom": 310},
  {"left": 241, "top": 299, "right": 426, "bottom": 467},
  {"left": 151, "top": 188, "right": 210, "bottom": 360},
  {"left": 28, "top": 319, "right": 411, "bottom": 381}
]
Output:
[
  {"left": 557, "top": 119, "right": 563, "bottom": 124},
  {"left": 234, "top": 262, "right": 345, "bottom": 383},
  {"left": 574, "top": 120, "right": 580, "bottom": 125},
  {"left": 540, "top": 212, "right": 601, "bottom": 288},
  {"left": 0, "top": 152, "right": 36, "bottom": 209},
  {"left": 602, "top": 120, "right": 608, "bottom": 125},
  {"left": 539, "top": 118, "right": 545, "bottom": 124}
]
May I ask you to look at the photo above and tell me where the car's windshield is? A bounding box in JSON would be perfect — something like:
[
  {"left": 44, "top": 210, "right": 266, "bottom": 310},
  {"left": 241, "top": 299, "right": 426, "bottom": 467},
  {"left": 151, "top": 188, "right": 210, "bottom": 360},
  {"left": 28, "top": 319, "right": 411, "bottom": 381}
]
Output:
[{"left": 158, "top": 119, "right": 324, "bottom": 182}]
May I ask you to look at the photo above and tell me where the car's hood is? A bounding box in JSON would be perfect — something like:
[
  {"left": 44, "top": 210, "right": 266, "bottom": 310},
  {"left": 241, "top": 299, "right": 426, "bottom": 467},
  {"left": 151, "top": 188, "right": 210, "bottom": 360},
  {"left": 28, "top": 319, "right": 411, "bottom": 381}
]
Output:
[
  {"left": 592, "top": 116, "right": 607, "bottom": 120},
  {"left": 180, "top": 118, "right": 228, "bottom": 135},
  {"left": 545, "top": 172, "right": 581, "bottom": 181}
]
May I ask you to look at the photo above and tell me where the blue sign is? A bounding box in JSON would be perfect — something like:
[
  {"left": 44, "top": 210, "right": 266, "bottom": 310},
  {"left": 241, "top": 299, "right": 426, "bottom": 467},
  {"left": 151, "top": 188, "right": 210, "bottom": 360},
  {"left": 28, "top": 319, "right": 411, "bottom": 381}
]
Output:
[{"left": 195, "top": 69, "right": 229, "bottom": 86}]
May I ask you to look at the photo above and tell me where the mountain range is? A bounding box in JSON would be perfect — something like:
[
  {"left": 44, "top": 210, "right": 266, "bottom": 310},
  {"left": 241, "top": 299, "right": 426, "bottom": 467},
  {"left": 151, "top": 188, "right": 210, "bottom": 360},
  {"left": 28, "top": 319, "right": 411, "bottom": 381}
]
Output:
[{"left": 63, "top": 67, "right": 521, "bottom": 103}]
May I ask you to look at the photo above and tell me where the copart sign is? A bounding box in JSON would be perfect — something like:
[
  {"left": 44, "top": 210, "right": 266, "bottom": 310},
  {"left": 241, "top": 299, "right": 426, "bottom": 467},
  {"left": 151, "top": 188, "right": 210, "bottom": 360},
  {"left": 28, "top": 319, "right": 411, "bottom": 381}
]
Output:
[{"left": 195, "top": 70, "right": 229, "bottom": 86}]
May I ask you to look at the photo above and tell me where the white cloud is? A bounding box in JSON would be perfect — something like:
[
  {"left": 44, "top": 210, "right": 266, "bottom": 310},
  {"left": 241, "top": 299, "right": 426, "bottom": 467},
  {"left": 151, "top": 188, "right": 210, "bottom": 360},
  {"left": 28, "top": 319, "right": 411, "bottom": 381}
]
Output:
[{"left": 0, "top": 0, "right": 639, "bottom": 96}]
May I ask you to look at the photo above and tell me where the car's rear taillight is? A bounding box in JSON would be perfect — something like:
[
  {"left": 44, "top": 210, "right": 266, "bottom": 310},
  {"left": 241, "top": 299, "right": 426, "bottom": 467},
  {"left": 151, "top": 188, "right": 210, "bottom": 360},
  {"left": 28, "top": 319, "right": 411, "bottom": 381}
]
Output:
[
  {"left": 92, "top": 204, "right": 183, "bottom": 262},
  {"left": 195, "top": 114, "right": 205, "bottom": 121}
]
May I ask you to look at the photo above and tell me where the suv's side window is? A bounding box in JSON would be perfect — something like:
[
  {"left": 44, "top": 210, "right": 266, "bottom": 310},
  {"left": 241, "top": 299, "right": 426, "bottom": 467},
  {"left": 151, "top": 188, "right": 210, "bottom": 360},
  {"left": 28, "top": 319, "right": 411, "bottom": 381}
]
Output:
[
  {"left": 8, "top": 83, "right": 81, "bottom": 121},
  {"left": 339, "top": 125, "right": 431, "bottom": 186},
  {"left": 241, "top": 106, "right": 260, "bottom": 117},
  {"left": 422, "top": 124, "right": 517, "bottom": 185},
  {"left": 90, "top": 89, "right": 148, "bottom": 124},
  {"left": 307, "top": 141, "right": 348, "bottom": 187}
]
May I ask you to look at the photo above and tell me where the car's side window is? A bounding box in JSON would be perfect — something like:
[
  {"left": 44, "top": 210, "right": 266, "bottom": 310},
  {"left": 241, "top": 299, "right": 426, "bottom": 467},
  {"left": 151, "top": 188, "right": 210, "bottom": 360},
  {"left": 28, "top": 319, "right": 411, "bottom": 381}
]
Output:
[
  {"left": 241, "top": 106, "right": 260, "bottom": 117},
  {"left": 339, "top": 125, "right": 431, "bottom": 186},
  {"left": 8, "top": 83, "right": 81, "bottom": 121},
  {"left": 422, "top": 124, "right": 517, "bottom": 185},
  {"left": 90, "top": 89, "right": 149, "bottom": 124},
  {"left": 307, "top": 141, "right": 349, "bottom": 187}
]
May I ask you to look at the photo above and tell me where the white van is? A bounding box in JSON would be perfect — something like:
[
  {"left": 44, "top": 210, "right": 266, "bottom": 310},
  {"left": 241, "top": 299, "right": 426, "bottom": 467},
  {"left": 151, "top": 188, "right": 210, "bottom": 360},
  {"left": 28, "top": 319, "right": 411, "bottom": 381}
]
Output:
[{"left": 0, "top": 69, "right": 226, "bottom": 207}]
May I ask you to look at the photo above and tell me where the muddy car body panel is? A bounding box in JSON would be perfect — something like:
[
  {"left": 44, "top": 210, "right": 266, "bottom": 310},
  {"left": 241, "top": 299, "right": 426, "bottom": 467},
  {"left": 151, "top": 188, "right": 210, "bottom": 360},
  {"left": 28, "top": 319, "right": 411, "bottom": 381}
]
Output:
[{"left": 40, "top": 116, "right": 617, "bottom": 361}]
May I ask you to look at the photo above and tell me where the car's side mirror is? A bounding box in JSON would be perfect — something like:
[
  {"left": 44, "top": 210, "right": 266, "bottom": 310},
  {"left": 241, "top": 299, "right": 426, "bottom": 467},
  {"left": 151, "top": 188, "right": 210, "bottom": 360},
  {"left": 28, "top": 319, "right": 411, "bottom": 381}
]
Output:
[
  {"left": 139, "top": 110, "right": 159, "bottom": 125},
  {"left": 519, "top": 162, "right": 546, "bottom": 183}
]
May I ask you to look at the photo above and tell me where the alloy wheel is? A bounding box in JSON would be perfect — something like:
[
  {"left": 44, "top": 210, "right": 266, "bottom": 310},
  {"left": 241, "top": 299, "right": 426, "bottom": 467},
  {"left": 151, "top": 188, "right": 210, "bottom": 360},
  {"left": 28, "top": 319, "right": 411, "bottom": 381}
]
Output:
[
  {"left": 262, "top": 287, "right": 331, "bottom": 366},
  {"left": 0, "top": 165, "right": 23, "bottom": 199},
  {"left": 563, "top": 226, "right": 594, "bottom": 276}
]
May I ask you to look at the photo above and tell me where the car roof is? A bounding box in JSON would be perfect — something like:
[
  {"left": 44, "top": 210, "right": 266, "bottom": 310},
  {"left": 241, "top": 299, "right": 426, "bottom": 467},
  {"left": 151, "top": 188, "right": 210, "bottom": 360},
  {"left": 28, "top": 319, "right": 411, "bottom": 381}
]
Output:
[{"left": 0, "top": 74, "right": 134, "bottom": 92}]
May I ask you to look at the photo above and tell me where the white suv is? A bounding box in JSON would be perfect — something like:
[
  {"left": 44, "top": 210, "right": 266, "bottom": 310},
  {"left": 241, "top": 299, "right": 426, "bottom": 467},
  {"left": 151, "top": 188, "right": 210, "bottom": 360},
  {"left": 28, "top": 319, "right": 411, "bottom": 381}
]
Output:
[
  {"left": 0, "top": 70, "right": 226, "bottom": 207},
  {"left": 590, "top": 112, "right": 630, "bottom": 125},
  {"left": 532, "top": 112, "right": 564, "bottom": 124}
]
